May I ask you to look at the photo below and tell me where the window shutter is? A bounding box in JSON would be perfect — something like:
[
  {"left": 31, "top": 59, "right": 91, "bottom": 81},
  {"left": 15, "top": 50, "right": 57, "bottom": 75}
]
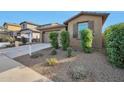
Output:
[
  {"left": 88, "top": 21, "right": 94, "bottom": 31},
  {"left": 88, "top": 21, "right": 94, "bottom": 36},
  {"left": 73, "top": 23, "right": 78, "bottom": 38}
]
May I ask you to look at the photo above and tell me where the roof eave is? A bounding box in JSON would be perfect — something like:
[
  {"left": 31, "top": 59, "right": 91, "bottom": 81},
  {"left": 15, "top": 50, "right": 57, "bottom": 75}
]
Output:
[
  {"left": 20, "top": 21, "right": 40, "bottom": 26},
  {"left": 64, "top": 12, "right": 110, "bottom": 25},
  {"left": 37, "top": 25, "right": 66, "bottom": 30}
]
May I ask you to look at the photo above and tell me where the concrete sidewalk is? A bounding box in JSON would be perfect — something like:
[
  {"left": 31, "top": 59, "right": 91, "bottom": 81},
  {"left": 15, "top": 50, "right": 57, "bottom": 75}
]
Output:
[{"left": 0, "top": 54, "right": 51, "bottom": 82}]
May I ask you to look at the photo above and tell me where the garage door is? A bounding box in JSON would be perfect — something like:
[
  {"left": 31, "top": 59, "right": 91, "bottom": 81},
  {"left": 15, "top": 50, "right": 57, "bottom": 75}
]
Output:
[
  {"left": 43, "top": 31, "right": 61, "bottom": 43},
  {"left": 44, "top": 32, "right": 50, "bottom": 43}
]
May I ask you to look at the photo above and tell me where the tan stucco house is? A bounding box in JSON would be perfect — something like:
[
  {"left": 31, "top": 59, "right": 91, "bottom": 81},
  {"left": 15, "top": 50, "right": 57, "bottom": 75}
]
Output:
[
  {"left": 20, "top": 21, "right": 41, "bottom": 42},
  {"left": 1, "top": 11, "right": 109, "bottom": 48},
  {"left": 64, "top": 12, "right": 109, "bottom": 48},
  {"left": 3, "top": 23, "right": 21, "bottom": 37},
  {"left": 38, "top": 11, "right": 109, "bottom": 49},
  {"left": 4, "top": 22, "right": 21, "bottom": 31}
]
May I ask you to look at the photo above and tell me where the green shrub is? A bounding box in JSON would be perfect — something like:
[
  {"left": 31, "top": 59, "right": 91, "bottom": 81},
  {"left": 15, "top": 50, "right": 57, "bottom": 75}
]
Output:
[
  {"left": 49, "top": 32, "right": 59, "bottom": 49},
  {"left": 60, "top": 31, "right": 70, "bottom": 50},
  {"left": 104, "top": 23, "right": 124, "bottom": 68},
  {"left": 66, "top": 47, "right": 72, "bottom": 57},
  {"left": 50, "top": 48, "right": 57, "bottom": 55},
  {"left": 80, "top": 28, "right": 93, "bottom": 53}
]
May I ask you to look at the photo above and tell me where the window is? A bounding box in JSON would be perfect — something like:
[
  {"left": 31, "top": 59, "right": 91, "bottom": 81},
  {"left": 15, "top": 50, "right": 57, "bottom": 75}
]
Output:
[
  {"left": 21, "top": 23, "right": 27, "bottom": 29},
  {"left": 78, "top": 22, "right": 88, "bottom": 39}
]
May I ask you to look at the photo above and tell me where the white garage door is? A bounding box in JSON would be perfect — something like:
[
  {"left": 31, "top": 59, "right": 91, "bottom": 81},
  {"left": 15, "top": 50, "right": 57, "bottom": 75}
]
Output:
[{"left": 44, "top": 32, "right": 50, "bottom": 43}]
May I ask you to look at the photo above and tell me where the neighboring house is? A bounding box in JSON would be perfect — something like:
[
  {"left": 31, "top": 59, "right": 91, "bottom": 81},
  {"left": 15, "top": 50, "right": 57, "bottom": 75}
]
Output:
[
  {"left": 64, "top": 11, "right": 109, "bottom": 48},
  {"left": 0, "top": 11, "right": 109, "bottom": 48},
  {"left": 20, "top": 21, "right": 41, "bottom": 42},
  {"left": 37, "top": 23, "right": 66, "bottom": 43},
  {"left": 3, "top": 22, "right": 21, "bottom": 37},
  {"left": 0, "top": 26, "right": 8, "bottom": 35},
  {"left": 0, "top": 26, "right": 8, "bottom": 36}
]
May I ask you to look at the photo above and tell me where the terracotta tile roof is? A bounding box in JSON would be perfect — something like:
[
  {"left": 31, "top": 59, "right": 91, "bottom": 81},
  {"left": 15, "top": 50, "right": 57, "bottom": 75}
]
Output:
[{"left": 64, "top": 11, "right": 110, "bottom": 24}]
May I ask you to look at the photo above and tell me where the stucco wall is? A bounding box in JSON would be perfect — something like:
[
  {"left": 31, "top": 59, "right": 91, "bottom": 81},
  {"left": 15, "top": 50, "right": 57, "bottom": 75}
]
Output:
[
  {"left": 26, "top": 24, "right": 37, "bottom": 29},
  {"left": 32, "top": 32, "right": 40, "bottom": 39},
  {"left": 67, "top": 15, "right": 103, "bottom": 48},
  {"left": 5, "top": 25, "right": 21, "bottom": 31},
  {"left": 21, "top": 30, "right": 40, "bottom": 39}
]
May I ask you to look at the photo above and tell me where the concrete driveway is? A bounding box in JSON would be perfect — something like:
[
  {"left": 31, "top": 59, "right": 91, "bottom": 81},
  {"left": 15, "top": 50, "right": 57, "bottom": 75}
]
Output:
[
  {"left": 0, "top": 43, "right": 51, "bottom": 82},
  {"left": 0, "top": 43, "right": 51, "bottom": 58}
]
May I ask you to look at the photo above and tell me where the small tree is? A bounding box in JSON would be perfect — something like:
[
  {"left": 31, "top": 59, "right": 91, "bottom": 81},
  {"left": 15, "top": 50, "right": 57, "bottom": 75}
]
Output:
[
  {"left": 60, "top": 31, "right": 70, "bottom": 50},
  {"left": 80, "top": 28, "right": 93, "bottom": 53},
  {"left": 49, "top": 32, "right": 59, "bottom": 49}
]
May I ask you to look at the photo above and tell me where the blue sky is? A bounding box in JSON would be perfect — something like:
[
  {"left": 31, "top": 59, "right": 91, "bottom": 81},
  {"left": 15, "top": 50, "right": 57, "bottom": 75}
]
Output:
[{"left": 0, "top": 11, "right": 124, "bottom": 31}]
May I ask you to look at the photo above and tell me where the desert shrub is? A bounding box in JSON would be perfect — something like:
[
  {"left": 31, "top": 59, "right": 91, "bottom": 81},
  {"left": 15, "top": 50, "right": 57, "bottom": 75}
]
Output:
[
  {"left": 80, "top": 28, "right": 93, "bottom": 53},
  {"left": 104, "top": 23, "right": 124, "bottom": 68},
  {"left": 49, "top": 32, "right": 59, "bottom": 49},
  {"left": 60, "top": 31, "right": 70, "bottom": 50},
  {"left": 0, "top": 34, "right": 15, "bottom": 43},
  {"left": 50, "top": 48, "right": 57, "bottom": 55},
  {"left": 66, "top": 47, "right": 72, "bottom": 57},
  {"left": 21, "top": 37, "right": 27, "bottom": 44},
  {"left": 8, "top": 36, "right": 15, "bottom": 43},
  {"left": 68, "top": 64, "right": 89, "bottom": 81},
  {"left": 46, "top": 57, "right": 58, "bottom": 66}
]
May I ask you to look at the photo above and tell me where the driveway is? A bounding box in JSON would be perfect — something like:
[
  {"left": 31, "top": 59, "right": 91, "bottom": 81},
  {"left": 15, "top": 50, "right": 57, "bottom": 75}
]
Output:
[
  {"left": 0, "top": 43, "right": 51, "bottom": 58},
  {"left": 0, "top": 43, "right": 52, "bottom": 82}
]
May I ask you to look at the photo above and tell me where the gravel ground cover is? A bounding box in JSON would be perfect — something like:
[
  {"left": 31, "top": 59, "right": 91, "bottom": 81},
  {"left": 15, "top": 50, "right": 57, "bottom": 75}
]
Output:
[{"left": 14, "top": 48, "right": 124, "bottom": 82}]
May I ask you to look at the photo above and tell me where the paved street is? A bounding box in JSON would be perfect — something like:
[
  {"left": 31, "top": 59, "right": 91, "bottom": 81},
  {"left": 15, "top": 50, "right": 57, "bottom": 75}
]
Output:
[{"left": 0, "top": 43, "right": 51, "bottom": 58}]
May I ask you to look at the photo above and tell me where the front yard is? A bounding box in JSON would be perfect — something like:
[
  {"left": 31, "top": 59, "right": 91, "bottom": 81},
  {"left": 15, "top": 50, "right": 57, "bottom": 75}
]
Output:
[{"left": 14, "top": 48, "right": 124, "bottom": 82}]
